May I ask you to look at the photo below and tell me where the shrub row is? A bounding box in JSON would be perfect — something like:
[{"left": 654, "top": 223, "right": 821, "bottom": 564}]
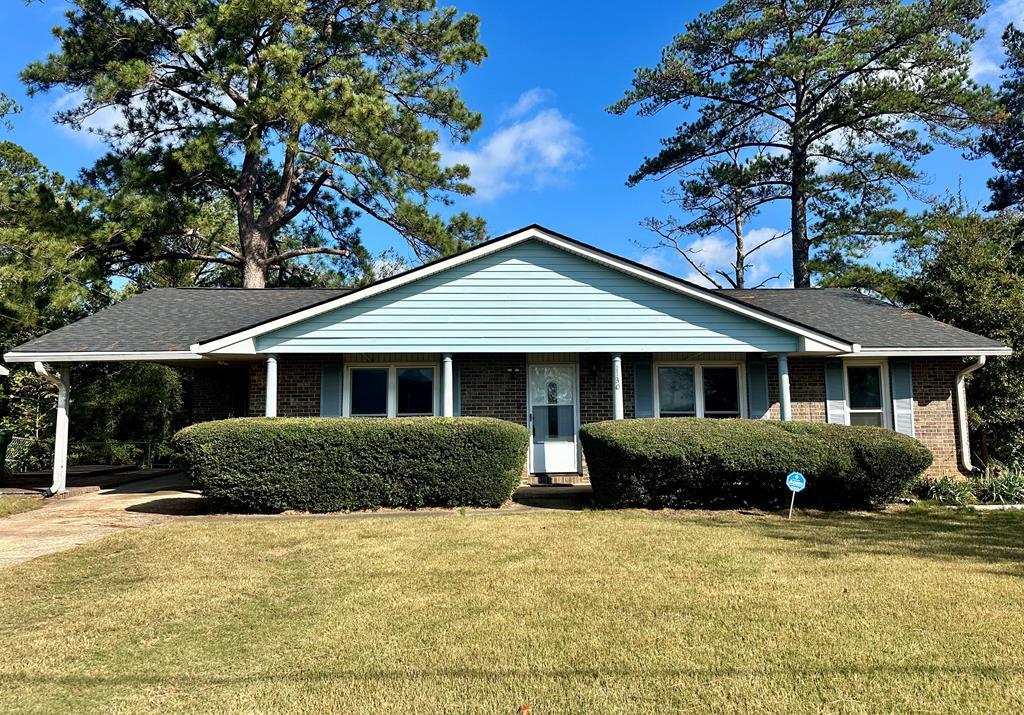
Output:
[
  {"left": 173, "top": 417, "right": 528, "bottom": 513},
  {"left": 580, "top": 418, "right": 933, "bottom": 510}
]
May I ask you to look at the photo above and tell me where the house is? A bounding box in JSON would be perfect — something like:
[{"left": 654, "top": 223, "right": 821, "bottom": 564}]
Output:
[{"left": 2, "top": 225, "right": 1010, "bottom": 494}]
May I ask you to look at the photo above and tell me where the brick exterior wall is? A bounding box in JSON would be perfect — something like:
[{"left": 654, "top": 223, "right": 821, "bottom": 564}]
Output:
[
  {"left": 457, "top": 353, "right": 528, "bottom": 424},
  {"left": 192, "top": 351, "right": 966, "bottom": 483},
  {"left": 765, "top": 357, "right": 828, "bottom": 422},
  {"left": 185, "top": 366, "right": 250, "bottom": 423},
  {"left": 248, "top": 355, "right": 336, "bottom": 417},
  {"left": 763, "top": 354, "right": 963, "bottom": 476},
  {"left": 909, "top": 357, "right": 963, "bottom": 476}
]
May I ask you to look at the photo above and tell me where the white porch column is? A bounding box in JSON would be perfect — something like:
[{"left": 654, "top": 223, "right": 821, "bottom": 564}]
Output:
[
  {"left": 34, "top": 362, "right": 70, "bottom": 496},
  {"left": 442, "top": 353, "right": 454, "bottom": 416},
  {"left": 611, "top": 352, "right": 624, "bottom": 420},
  {"left": 778, "top": 353, "right": 792, "bottom": 421},
  {"left": 265, "top": 354, "right": 278, "bottom": 417}
]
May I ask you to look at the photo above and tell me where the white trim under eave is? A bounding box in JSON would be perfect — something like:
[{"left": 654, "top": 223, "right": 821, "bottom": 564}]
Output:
[
  {"left": 2, "top": 351, "right": 205, "bottom": 363},
  {"left": 834, "top": 347, "right": 1012, "bottom": 358},
  {"left": 191, "top": 226, "right": 854, "bottom": 355}
]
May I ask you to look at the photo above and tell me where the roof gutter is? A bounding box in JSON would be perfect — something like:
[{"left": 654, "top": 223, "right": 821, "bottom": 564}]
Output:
[{"left": 955, "top": 356, "right": 987, "bottom": 473}]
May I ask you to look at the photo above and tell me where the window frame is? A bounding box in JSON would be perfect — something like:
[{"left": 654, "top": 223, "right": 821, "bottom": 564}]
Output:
[
  {"left": 343, "top": 361, "right": 440, "bottom": 418},
  {"left": 842, "top": 358, "right": 892, "bottom": 429},
  {"left": 653, "top": 361, "right": 747, "bottom": 419}
]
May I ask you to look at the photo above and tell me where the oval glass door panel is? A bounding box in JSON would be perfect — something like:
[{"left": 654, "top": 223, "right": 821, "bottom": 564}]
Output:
[{"left": 529, "top": 365, "right": 578, "bottom": 473}]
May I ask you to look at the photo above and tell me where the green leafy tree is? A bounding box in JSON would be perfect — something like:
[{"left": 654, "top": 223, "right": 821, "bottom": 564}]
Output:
[
  {"left": 611, "top": 0, "right": 993, "bottom": 287},
  {"left": 981, "top": 24, "right": 1024, "bottom": 211},
  {"left": 23, "top": 0, "right": 488, "bottom": 288},
  {"left": 899, "top": 209, "right": 1024, "bottom": 466},
  {"left": 822, "top": 204, "right": 1024, "bottom": 467}
]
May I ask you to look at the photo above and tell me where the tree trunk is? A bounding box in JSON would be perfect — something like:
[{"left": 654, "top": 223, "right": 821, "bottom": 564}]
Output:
[
  {"left": 239, "top": 223, "right": 268, "bottom": 289},
  {"left": 790, "top": 146, "right": 811, "bottom": 288}
]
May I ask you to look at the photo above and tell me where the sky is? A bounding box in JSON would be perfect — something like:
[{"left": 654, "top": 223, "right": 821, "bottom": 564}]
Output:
[{"left": 1, "top": 0, "right": 1022, "bottom": 287}]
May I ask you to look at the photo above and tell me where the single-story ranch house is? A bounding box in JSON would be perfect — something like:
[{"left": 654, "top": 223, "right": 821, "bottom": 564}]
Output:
[{"left": 2, "top": 225, "right": 1010, "bottom": 494}]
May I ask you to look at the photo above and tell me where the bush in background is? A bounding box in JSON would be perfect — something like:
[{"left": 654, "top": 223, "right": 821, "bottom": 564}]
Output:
[
  {"left": 580, "top": 418, "right": 933, "bottom": 510},
  {"left": 173, "top": 417, "right": 528, "bottom": 513}
]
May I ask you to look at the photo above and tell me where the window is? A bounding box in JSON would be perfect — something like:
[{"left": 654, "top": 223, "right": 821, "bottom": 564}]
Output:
[
  {"left": 657, "top": 366, "right": 696, "bottom": 417},
  {"left": 346, "top": 365, "right": 437, "bottom": 417},
  {"left": 655, "top": 364, "right": 743, "bottom": 418},
  {"left": 846, "top": 364, "right": 885, "bottom": 427},
  {"left": 702, "top": 367, "right": 741, "bottom": 418},
  {"left": 396, "top": 367, "right": 435, "bottom": 416},
  {"left": 350, "top": 368, "right": 388, "bottom": 417}
]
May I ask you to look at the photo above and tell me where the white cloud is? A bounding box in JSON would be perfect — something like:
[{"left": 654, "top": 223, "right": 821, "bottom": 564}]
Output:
[
  {"left": 499, "top": 88, "right": 556, "bottom": 122},
  {"left": 972, "top": 0, "right": 1024, "bottom": 79},
  {"left": 443, "top": 96, "right": 585, "bottom": 200}
]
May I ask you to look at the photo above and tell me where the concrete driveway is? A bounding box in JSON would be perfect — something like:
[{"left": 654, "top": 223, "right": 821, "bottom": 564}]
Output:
[{"left": 0, "top": 474, "right": 206, "bottom": 569}]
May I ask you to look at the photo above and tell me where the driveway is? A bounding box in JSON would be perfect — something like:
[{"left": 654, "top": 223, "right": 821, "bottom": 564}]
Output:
[{"left": 0, "top": 474, "right": 205, "bottom": 569}]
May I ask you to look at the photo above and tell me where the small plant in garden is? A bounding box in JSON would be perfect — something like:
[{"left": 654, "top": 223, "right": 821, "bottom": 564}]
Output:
[
  {"left": 913, "top": 476, "right": 977, "bottom": 506},
  {"left": 973, "top": 463, "right": 1024, "bottom": 504}
]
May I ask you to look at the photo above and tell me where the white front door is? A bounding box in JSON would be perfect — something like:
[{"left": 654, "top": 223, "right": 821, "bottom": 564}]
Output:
[{"left": 528, "top": 364, "right": 579, "bottom": 473}]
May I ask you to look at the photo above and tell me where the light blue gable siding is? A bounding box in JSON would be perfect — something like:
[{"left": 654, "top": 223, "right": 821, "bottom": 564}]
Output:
[{"left": 256, "top": 240, "right": 800, "bottom": 353}]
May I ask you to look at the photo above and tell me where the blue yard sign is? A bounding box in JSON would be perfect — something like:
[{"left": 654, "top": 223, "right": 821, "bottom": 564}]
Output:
[{"left": 785, "top": 472, "right": 805, "bottom": 519}]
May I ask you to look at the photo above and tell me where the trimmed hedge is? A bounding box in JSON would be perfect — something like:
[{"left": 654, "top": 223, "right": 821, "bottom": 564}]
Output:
[
  {"left": 173, "top": 417, "right": 528, "bottom": 513},
  {"left": 580, "top": 418, "right": 933, "bottom": 510}
]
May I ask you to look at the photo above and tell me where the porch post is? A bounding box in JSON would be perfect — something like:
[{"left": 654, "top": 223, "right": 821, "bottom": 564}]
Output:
[
  {"left": 265, "top": 354, "right": 278, "bottom": 417},
  {"left": 442, "top": 353, "right": 454, "bottom": 417},
  {"left": 34, "top": 362, "right": 70, "bottom": 496},
  {"left": 778, "top": 353, "right": 792, "bottom": 421},
  {"left": 611, "top": 352, "right": 624, "bottom": 420}
]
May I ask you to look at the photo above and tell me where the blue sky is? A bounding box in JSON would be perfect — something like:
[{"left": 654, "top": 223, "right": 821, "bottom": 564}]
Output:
[{"left": 1, "top": 0, "right": 1021, "bottom": 286}]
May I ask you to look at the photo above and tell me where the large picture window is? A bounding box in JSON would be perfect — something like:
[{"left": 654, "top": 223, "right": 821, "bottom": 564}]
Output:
[
  {"left": 346, "top": 364, "right": 437, "bottom": 418},
  {"left": 655, "top": 364, "right": 743, "bottom": 419}
]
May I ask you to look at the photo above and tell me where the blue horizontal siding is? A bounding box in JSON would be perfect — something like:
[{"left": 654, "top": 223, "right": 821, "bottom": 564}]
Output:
[{"left": 256, "top": 241, "right": 799, "bottom": 353}]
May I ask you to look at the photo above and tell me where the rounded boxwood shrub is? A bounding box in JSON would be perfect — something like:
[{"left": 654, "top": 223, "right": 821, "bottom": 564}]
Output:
[
  {"left": 173, "top": 417, "right": 528, "bottom": 513},
  {"left": 580, "top": 418, "right": 933, "bottom": 510}
]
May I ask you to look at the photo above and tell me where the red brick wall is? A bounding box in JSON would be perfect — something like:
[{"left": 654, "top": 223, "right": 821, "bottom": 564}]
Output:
[
  {"left": 457, "top": 353, "right": 528, "bottom": 424},
  {"left": 763, "top": 355, "right": 963, "bottom": 476},
  {"left": 186, "top": 366, "right": 250, "bottom": 423},
  {"left": 910, "top": 357, "right": 963, "bottom": 476},
  {"left": 248, "top": 355, "right": 337, "bottom": 417}
]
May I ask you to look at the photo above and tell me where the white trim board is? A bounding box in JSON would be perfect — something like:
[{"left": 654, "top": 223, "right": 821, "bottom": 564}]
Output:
[
  {"left": 3, "top": 351, "right": 204, "bottom": 363},
  {"left": 192, "top": 227, "right": 854, "bottom": 356},
  {"left": 837, "top": 347, "right": 1012, "bottom": 357}
]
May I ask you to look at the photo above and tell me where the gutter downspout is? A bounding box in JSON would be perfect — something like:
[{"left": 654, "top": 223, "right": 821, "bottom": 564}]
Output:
[
  {"left": 955, "top": 356, "right": 986, "bottom": 473},
  {"left": 34, "top": 362, "right": 70, "bottom": 497}
]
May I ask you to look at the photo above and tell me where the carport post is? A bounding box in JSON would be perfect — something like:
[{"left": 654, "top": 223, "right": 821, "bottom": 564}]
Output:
[
  {"left": 34, "top": 362, "right": 70, "bottom": 496},
  {"left": 265, "top": 354, "right": 278, "bottom": 417},
  {"left": 778, "top": 353, "right": 792, "bottom": 421}
]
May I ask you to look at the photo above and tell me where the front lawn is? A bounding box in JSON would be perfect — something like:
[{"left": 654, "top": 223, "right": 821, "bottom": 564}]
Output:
[
  {"left": 1, "top": 507, "right": 1023, "bottom": 713},
  {"left": 0, "top": 495, "right": 42, "bottom": 518}
]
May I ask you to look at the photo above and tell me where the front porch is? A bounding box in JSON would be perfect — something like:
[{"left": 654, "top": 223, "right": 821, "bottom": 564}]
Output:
[{"left": 232, "top": 350, "right": 799, "bottom": 484}]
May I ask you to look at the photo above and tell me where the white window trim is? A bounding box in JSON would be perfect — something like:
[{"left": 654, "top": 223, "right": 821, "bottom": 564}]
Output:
[
  {"left": 653, "top": 362, "right": 748, "bottom": 419},
  {"left": 343, "top": 361, "right": 440, "bottom": 418},
  {"left": 841, "top": 358, "right": 892, "bottom": 429}
]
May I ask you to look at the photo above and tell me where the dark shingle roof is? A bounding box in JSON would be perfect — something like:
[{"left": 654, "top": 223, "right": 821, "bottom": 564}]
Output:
[
  {"left": 5, "top": 283, "right": 1006, "bottom": 358},
  {"left": 8, "top": 288, "right": 351, "bottom": 354},
  {"left": 721, "top": 288, "right": 1006, "bottom": 350}
]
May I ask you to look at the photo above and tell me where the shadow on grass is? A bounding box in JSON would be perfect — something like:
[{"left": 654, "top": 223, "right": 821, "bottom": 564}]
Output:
[
  {"left": 749, "top": 506, "right": 1024, "bottom": 573},
  {"left": 0, "top": 661, "right": 1020, "bottom": 688}
]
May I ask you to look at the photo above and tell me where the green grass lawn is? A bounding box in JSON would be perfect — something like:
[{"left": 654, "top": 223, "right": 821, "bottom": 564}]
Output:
[
  {"left": 2, "top": 507, "right": 1023, "bottom": 714},
  {"left": 0, "top": 495, "right": 42, "bottom": 518}
]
